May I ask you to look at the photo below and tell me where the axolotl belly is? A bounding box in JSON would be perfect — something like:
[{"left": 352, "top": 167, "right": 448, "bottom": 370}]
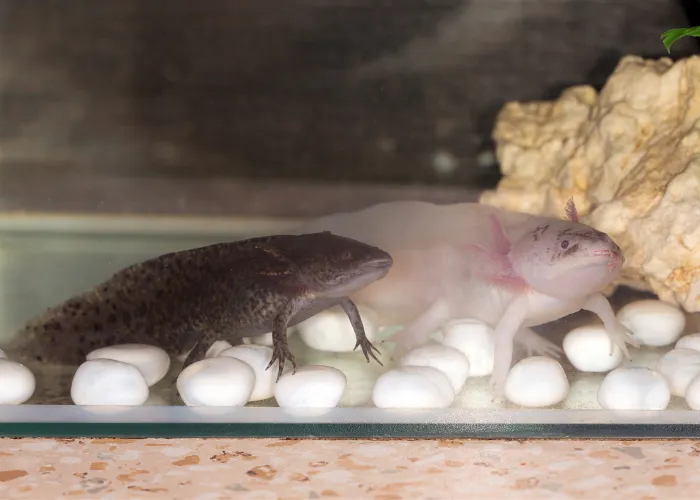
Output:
[{"left": 291, "top": 200, "right": 638, "bottom": 392}]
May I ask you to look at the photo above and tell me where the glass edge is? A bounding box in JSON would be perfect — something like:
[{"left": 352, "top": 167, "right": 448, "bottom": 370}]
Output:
[{"left": 1, "top": 422, "right": 699, "bottom": 439}]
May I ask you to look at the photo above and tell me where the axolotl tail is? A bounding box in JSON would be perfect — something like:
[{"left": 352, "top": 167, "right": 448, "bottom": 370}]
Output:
[{"left": 1, "top": 289, "right": 107, "bottom": 365}]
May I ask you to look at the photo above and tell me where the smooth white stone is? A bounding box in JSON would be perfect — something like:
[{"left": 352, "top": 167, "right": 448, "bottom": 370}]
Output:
[
  {"left": 676, "top": 333, "right": 700, "bottom": 353},
  {"left": 182, "top": 357, "right": 256, "bottom": 406},
  {"left": 71, "top": 359, "right": 149, "bottom": 406},
  {"left": 177, "top": 357, "right": 255, "bottom": 407},
  {"left": 304, "top": 351, "right": 385, "bottom": 407},
  {"left": 0, "top": 359, "right": 35, "bottom": 404},
  {"left": 656, "top": 348, "right": 700, "bottom": 397},
  {"left": 562, "top": 324, "right": 624, "bottom": 372},
  {"left": 0, "top": 348, "right": 6, "bottom": 359},
  {"left": 504, "top": 356, "right": 569, "bottom": 408},
  {"left": 297, "top": 306, "right": 378, "bottom": 352},
  {"left": 205, "top": 341, "right": 233, "bottom": 358},
  {"left": 597, "top": 367, "right": 670, "bottom": 410},
  {"left": 218, "top": 345, "right": 278, "bottom": 401},
  {"left": 440, "top": 319, "right": 494, "bottom": 377},
  {"left": 399, "top": 343, "right": 470, "bottom": 393},
  {"left": 86, "top": 344, "right": 171, "bottom": 387},
  {"left": 617, "top": 299, "right": 686, "bottom": 347},
  {"left": 274, "top": 365, "right": 347, "bottom": 408},
  {"left": 372, "top": 366, "right": 454, "bottom": 409},
  {"left": 685, "top": 373, "right": 700, "bottom": 410}
]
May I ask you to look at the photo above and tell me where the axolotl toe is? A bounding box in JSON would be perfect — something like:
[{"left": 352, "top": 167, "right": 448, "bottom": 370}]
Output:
[
  {"left": 292, "top": 199, "right": 638, "bottom": 395},
  {"left": 2, "top": 232, "right": 393, "bottom": 381}
]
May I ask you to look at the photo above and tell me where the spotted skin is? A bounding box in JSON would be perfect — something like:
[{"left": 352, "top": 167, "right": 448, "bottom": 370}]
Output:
[{"left": 3, "top": 232, "right": 393, "bottom": 382}]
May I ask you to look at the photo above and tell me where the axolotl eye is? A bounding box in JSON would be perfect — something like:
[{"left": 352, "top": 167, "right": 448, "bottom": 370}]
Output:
[
  {"left": 560, "top": 240, "right": 570, "bottom": 250},
  {"left": 341, "top": 250, "right": 352, "bottom": 260}
]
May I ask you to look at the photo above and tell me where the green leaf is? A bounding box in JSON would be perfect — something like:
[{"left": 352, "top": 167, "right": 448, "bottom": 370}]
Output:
[{"left": 661, "top": 26, "right": 700, "bottom": 53}]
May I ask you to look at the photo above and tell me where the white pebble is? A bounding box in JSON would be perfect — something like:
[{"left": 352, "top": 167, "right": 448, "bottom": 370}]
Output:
[
  {"left": 597, "top": 368, "right": 670, "bottom": 410},
  {"left": 218, "top": 345, "right": 278, "bottom": 401},
  {"left": 303, "top": 355, "right": 381, "bottom": 406},
  {"left": 441, "top": 319, "right": 494, "bottom": 377},
  {"left": 71, "top": 359, "right": 149, "bottom": 406},
  {"left": 617, "top": 299, "right": 686, "bottom": 347},
  {"left": 86, "top": 344, "right": 170, "bottom": 387},
  {"left": 399, "top": 344, "right": 470, "bottom": 393},
  {"left": 685, "top": 373, "right": 700, "bottom": 410},
  {"left": 0, "top": 360, "right": 35, "bottom": 404},
  {"left": 274, "top": 365, "right": 347, "bottom": 408},
  {"left": 676, "top": 333, "right": 700, "bottom": 352},
  {"left": 372, "top": 366, "right": 454, "bottom": 409},
  {"left": 177, "top": 357, "right": 255, "bottom": 407},
  {"left": 655, "top": 348, "right": 700, "bottom": 397},
  {"left": 562, "top": 324, "right": 624, "bottom": 372},
  {"left": 0, "top": 348, "right": 6, "bottom": 359},
  {"left": 504, "top": 356, "right": 569, "bottom": 408},
  {"left": 297, "top": 306, "right": 377, "bottom": 352},
  {"left": 205, "top": 341, "right": 233, "bottom": 358}
]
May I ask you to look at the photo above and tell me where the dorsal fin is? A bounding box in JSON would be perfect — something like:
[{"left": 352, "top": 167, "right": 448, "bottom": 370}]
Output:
[{"left": 565, "top": 197, "right": 579, "bottom": 223}]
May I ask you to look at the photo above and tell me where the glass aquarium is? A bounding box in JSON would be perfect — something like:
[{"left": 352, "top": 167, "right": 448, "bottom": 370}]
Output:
[{"left": 1, "top": 0, "right": 700, "bottom": 438}]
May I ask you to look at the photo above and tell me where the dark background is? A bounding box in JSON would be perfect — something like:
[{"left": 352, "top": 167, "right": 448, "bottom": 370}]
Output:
[{"left": 1, "top": 0, "right": 698, "bottom": 190}]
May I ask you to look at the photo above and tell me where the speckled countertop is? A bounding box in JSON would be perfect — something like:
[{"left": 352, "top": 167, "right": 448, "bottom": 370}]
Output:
[{"left": 0, "top": 438, "right": 698, "bottom": 499}]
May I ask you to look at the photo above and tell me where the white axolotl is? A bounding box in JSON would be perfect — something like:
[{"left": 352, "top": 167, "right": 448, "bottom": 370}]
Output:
[{"left": 291, "top": 199, "right": 638, "bottom": 393}]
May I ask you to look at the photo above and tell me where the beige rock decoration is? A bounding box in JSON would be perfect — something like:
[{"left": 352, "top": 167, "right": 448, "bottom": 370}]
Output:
[{"left": 480, "top": 55, "right": 700, "bottom": 312}]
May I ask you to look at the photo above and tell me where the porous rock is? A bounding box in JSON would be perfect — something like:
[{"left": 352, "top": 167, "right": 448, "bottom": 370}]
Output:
[{"left": 480, "top": 55, "right": 700, "bottom": 312}]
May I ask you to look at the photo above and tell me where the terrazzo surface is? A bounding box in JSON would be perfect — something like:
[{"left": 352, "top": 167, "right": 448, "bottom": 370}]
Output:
[{"left": 0, "top": 438, "right": 699, "bottom": 499}]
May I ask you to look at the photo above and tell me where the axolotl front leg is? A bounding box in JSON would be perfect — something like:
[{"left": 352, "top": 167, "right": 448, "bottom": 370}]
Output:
[
  {"left": 488, "top": 292, "right": 640, "bottom": 394},
  {"left": 267, "top": 296, "right": 383, "bottom": 380},
  {"left": 582, "top": 293, "right": 639, "bottom": 356},
  {"left": 339, "top": 298, "right": 383, "bottom": 366}
]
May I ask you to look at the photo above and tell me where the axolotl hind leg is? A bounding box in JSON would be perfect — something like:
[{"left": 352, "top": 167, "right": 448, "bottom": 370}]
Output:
[
  {"left": 173, "top": 327, "right": 229, "bottom": 387},
  {"left": 489, "top": 295, "right": 530, "bottom": 394},
  {"left": 266, "top": 296, "right": 307, "bottom": 381},
  {"left": 387, "top": 297, "right": 452, "bottom": 358}
]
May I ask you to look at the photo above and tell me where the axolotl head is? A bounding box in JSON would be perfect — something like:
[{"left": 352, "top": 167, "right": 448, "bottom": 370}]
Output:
[
  {"left": 289, "top": 231, "right": 394, "bottom": 298},
  {"left": 508, "top": 202, "right": 623, "bottom": 300}
]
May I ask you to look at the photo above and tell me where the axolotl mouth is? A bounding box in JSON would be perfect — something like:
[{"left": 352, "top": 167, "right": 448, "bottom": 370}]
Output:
[{"left": 592, "top": 249, "right": 624, "bottom": 272}]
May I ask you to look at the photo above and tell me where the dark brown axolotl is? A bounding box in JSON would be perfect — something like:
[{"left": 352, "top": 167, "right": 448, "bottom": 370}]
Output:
[{"left": 3, "top": 231, "right": 393, "bottom": 380}]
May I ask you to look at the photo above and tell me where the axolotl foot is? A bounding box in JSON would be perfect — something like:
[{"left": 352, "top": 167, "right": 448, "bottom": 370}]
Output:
[
  {"left": 517, "top": 328, "right": 563, "bottom": 359},
  {"left": 582, "top": 293, "right": 639, "bottom": 359},
  {"left": 488, "top": 369, "right": 509, "bottom": 396},
  {"left": 266, "top": 340, "right": 297, "bottom": 381},
  {"left": 354, "top": 336, "right": 383, "bottom": 366},
  {"left": 608, "top": 321, "right": 640, "bottom": 358}
]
